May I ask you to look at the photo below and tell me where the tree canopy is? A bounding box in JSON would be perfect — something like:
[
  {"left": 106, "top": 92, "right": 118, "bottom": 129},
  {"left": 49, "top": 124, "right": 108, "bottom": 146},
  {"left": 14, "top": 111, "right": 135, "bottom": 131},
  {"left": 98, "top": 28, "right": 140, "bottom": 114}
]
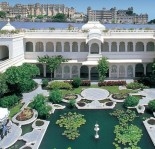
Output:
[
  {"left": 38, "top": 55, "right": 68, "bottom": 78},
  {"left": 0, "top": 11, "right": 6, "bottom": 18},
  {"left": 0, "top": 74, "right": 8, "bottom": 97},
  {"left": 52, "top": 13, "right": 67, "bottom": 22},
  {"left": 97, "top": 57, "right": 109, "bottom": 82}
]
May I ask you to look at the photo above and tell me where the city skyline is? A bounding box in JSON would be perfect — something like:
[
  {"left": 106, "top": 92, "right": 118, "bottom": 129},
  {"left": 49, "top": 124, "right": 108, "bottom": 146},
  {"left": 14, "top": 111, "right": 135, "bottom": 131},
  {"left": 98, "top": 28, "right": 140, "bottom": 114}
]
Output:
[{"left": 2, "top": 0, "right": 154, "bottom": 20}]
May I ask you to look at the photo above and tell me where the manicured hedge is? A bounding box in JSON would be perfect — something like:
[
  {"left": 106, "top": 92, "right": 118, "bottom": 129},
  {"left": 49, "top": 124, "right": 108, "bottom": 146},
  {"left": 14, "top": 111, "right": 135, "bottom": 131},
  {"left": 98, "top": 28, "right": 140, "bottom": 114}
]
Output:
[
  {"left": 98, "top": 81, "right": 126, "bottom": 87},
  {"left": 148, "top": 100, "right": 155, "bottom": 112},
  {"left": 48, "top": 81, "right": 72, "bottom": 90},
  {"left": 64, "top": 80, "right": 91, "bottom": 87},
  {"left": 126, "top": 82, "right": 146, "bottom": 90},
  {"left": 49, "top": 89, "right": 62, "bottom": 103},
  {"left": 0, "top": 94, "right": 20, "bottom": 108}
]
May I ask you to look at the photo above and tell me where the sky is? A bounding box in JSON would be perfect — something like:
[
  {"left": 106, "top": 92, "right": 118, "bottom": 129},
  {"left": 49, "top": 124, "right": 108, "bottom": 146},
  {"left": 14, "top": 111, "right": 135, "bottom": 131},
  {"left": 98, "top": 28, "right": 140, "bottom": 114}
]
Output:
[{"left": 4, "top": 0, "right": 155, "bottom": 20}]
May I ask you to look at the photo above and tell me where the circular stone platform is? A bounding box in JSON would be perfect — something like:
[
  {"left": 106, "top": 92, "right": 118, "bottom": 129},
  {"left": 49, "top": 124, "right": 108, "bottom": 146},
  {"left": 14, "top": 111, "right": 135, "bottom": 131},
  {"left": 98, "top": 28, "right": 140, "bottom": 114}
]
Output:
[{"left": 81, "top": 88, "right": 109, "bottom": 100}]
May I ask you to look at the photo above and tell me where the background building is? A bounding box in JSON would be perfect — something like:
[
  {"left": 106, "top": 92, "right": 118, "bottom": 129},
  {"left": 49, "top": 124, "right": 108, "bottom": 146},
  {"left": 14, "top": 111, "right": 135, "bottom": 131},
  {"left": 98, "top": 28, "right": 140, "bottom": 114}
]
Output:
[{"left": 87, "top": 7, "right": 148, "bottom": 24}]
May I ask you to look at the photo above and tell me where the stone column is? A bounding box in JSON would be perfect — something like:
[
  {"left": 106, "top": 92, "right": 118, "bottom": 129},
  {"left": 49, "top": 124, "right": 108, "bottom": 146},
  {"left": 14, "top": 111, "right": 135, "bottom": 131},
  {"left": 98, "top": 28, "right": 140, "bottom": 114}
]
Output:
[
  {"left": 70, "top": 42, "right": 72, "bottom": 52},
  {"left": 54, "top": 42, "right": 56, "bottom": 52},
  {"left": 43, "top": 64, "right": 46, "bottom": 77},
  {"left": 109, "top": 65, "right": 111, "bottom": 78},
  {"left": 109, "top": 42, "right": 111, "bottom": 52},
  {"left": 117, "top": 65, "right": 119, "bottom": 78},
  {"left": 43, "top": 42, "right": 46, "bottom": 52},
  {"left": 88, "top": 66, "right": 91, "bottom": 80},
  {"left": 89, "top": 43, "right": 91, "bottom": 54},
  {"left": 99, "top": 43, "right": 101, "bottom": 54},
  {"left": 33, "top": 42, "right": 36, "bottom": 52},
  {"left": 125, "top": 42, "right": 128, "bottom": 52},
  {"left": 70, "top": 65, "right": 72, "bottom": 79},
  {"left": 62, "top": 65, "right": 64, "bottom": 79},
  {"left": 133, "top": 64, "right": 136, "bottom": 77},
  {"left": 78, "top": 42, "right": 80, "bottom": 52},
  {"left": 144, "top": 42, "right": 147, "bottom": 52},
  {"left": 125, "top": 65, "right": 127, "bottom": 78},
  {"left": 61, "top": 41, "right": 64, "bottom": 52},
  {"left": 143, "top": 63, "right": 147, "bottom": 76},
  {"left": 117, "top": 42, "right": 119, "bottom": 52},
  {"left": 78, "top": 65, "right": 81, "bottom": 77},
  {"left": 133, "top": 42, "right": 136, "bottom": 52}
]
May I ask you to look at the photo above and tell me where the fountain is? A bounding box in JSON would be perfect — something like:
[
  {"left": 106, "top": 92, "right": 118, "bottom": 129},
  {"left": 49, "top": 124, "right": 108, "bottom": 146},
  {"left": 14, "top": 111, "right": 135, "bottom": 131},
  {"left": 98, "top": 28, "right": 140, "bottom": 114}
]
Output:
[{"left": 94, "top": 123, "right": 100, "bottom": 139}]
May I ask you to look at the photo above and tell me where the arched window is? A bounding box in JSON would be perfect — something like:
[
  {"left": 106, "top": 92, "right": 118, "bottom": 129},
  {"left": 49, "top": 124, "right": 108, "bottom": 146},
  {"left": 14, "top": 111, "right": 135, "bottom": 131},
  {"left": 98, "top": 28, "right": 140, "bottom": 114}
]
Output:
[
  {"left": 26, "top": 42, "right": 33, "bottom": 52},
  {"left": 91, "top": 43, "right": 99, "bottom": 54},
  {"left": 80, "top": 66, "right": 88, "bottom": 79},
  {"left": 127, "top": 42, "right": 133, "bottom": 52},
  {"left": 72, "top": 66, "right": 78, "bottom": 78},
  {"left": 136, "top": 42, "right": 144, "bottom": 51},
  {"left": 56, "top": 42, "right": 62, "bottom": 52},
  {"left": 147, "top": 42, "right": 154, "bottom": 51},
  {"left": 64, "top": 42, "right": 70, "bottom": 52},
  {"left": 111, "top": 65, "right": 117, "bottom": 78},
  {"left": 46, "top": 42, "right": 54, "bottom": 52},
  {"left": 135, "top": 64, "right": 144, "bottom": 77},
  {"left": 127, "top": 65, "right": 133, "bottom": 77},
  {"left": 36, "top": 42, "right": 43, "bottom": 52},
  {"left": 72, "top": 42, "right": 78, "bottom": 52},
  {"left": 64, "top": 66, "right": 70, "bottom": 79},
  {"left": 101, "top": 42, "right": 109, "bottom": 52},
  {"left": 80, "top": 42, "right": 89, "bottom": 52},
  {"left": 56, "top": 66, "right": 62, "bottom": 78},
  {"left": 111, "top": 42, "right": 117, "bottom": 52},
  {"left": 0, "top": 45, "right": 9, "bottom": 60},
  {"left": 119, "top": 65, "right": 125, "bottom": 77},
  {"left": 119, "top": 42, "right": 125, "bottom": 52}
]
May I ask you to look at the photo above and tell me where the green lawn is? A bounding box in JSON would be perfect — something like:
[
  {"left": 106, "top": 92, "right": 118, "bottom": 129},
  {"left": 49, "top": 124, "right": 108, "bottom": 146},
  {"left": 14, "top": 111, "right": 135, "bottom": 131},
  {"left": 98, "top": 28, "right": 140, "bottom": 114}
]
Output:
[
  {"left": 60, "top": 85, "right": 137, "bottom": 97},
  {"left": 9, "top": 103, "right": 23, "bottom": 118}
]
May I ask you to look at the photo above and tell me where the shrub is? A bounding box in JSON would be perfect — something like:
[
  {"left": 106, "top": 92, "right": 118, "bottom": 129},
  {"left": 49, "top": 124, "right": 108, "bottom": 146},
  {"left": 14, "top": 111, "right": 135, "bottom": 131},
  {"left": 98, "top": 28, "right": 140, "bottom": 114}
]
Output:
[
  {"left": 126, "top": 82, "right": 146, "bottom": 90},
  {"left": 98, "top": 81, "right": 126, "bottom": 87},
  {"left": 69, "top": 99, "right": 76, "bottom": 108},
  {"left": 81, "top": 80, "right": 91, "bottom": 86},
  {"left": 72, "top": 77, "right": 81, "bottom": 88},
  {"left": 0, "top": 95, "right": 20, "bottom": 108},
  {"left": 42, "top": 79, "right": 49, "bottom": 87},
  {"left": 19, "top": 79, "right": 37, "bottom": 93},
  {"left": 124, "top": 96, "right": 139, "bottom": 107},
  {"left": 29, "top": 94, "right": 51, "bottom": 119},
  {"left": 148, "top": 100, "right": 155, "bottom": 112},
  {"left": 48, "top": 81, "right": 72, "bottom": 90},
  {"left": 49, "top": 89, "right": 62, "bottom": 103}
]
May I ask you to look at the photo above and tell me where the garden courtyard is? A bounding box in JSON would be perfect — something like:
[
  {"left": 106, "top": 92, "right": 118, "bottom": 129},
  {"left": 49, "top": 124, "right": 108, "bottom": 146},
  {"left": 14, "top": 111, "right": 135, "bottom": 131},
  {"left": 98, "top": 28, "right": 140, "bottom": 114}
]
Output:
[{"left": 1, "top": 76, "right": 155, "bottom": 149}]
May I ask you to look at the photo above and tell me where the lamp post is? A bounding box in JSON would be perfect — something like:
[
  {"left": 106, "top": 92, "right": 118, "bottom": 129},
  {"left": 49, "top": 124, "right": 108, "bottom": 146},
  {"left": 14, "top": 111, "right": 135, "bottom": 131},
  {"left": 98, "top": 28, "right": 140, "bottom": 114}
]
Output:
[{"left": 94, "top": 123, "right": 99, "bottom": 139}]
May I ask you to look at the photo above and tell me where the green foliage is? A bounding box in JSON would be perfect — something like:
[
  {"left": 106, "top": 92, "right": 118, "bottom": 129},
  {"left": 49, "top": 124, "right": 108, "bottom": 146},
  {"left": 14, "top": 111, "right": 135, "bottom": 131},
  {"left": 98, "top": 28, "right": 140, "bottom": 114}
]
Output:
[
  {"left": 52, "top": 13, "right": 67, "bottom": 22},
  {"left": 4, "top": 63, "right": 39, "bottom": 93},
  {"left": 124, "top": 96, "right": 139, "bottom": 107},
  {"left": 49, "top": 89, "right": 62, "bottom": 103},
  {"left": 48, "top": 81, "right": 72, "bottom": 90},
  {"left": 42, "top": 79, "right": 49, "bottom": 87},
  {"left": 72, "top": 77, "right": 81, "bottom": 88},
  {"left": 0, "top": 74, "right": 8, "bottom": 97},
  {"left": 56, "top": 112, "right": 86, "bottom": 140},
  {"left": 29, "top": 94, "right": 51, "bottom": 119},
  {"left": 9, "top": 103, "right": 23, "bottom": 118},
  {"left": 126, "top": 82, "right": 146, "bottom": 90},
  {"left": 110, "top": 109, "right": 142, "bottom": 149},
  {"left": 148, "top": 19, "right": 155, "bottom": 24},
  {"left": 69, "top": 99, "right": 76, "bottom": 108},
  {"left": 0, "top": 30, "right": 20, "bottom": 34},
  {"left": 0, "top": 11, "right": 6, "bottom": 18},
  {"left": 97, "top": 57, "right": 109, "bottom": 82},
  {"left": 38, "top": 55, "right": 68, "bottom": 78},
  {"left": 19, "top": 79, "right": 37, "bottom": 93},
  {"left": 36, "top": 15, "right": 44, "bottom": 19},
  {"left": 148, "top": 99, "right": 155, "bottom": 112},
  {"left": 0, "top": 95, "right": 20, "bottom": 108}
]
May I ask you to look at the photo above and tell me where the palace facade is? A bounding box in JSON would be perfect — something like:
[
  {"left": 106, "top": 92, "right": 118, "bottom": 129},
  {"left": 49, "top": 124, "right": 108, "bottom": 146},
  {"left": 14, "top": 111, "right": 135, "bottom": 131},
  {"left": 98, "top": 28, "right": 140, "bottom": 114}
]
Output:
[{"left": 0, "top": 21, "right": 155, "bottom": 80}]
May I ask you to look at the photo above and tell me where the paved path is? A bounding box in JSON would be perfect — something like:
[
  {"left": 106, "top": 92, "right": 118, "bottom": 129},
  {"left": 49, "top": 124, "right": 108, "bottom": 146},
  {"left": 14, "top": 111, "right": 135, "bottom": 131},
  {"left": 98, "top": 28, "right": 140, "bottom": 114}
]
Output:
[{"left": 0, "top": 123, "right": 22, "bottom": 149}]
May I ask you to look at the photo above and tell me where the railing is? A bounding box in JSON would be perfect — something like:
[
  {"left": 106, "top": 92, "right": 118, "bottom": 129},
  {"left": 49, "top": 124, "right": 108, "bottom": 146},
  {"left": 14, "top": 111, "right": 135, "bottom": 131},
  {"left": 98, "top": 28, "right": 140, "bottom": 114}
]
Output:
[{"left": 0, "top": 54, "right": 24, "bottom": 72}]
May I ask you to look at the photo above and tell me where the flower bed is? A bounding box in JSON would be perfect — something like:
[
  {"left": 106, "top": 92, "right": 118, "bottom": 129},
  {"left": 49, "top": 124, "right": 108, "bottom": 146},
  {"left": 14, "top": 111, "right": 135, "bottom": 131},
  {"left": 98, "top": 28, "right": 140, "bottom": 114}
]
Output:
[
  {"left": 80, "top": 99, "right": 92, "bottom": 103},
  {"left": 64, "top": 80, "right": 91, "bottom": 86},
  {"left": 64, "top": 94, "right": 77, "bottom": 100},
  {"left": 99, "top": 99, "right": 111, "bottom": 103},
  {"left": 112, "top": 93, "right": 128, "bottom": 100},
  {"left": 35, "top": 120, "right": 44, "bottom": 126},
  {"left": 77, "top": 102, "right": 86, "bottom": 107},
  {"left": 147, "top": 119, "right": 155, "bottom": 125},
  {"left": 98, "top": 81, "right": 126, "bottom": 87},
  {"left": 16, "top": 108, "right": 33, "bottom": 121}
]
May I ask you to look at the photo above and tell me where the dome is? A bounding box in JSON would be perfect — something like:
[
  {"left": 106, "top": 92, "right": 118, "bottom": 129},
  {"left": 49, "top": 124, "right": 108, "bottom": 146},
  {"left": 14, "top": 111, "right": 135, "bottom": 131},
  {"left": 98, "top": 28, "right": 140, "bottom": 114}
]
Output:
[
  {"left": 1, "top": 19, "right": 16, "bottom": 31},
  {"left": 82, "top": 21, "right": 106, "bottom": 31}
]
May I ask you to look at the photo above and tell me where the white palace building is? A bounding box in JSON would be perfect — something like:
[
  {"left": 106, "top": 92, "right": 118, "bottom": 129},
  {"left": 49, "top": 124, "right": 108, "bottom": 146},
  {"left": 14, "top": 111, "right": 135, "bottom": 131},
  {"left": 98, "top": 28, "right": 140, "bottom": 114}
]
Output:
[{"left": 0, "top": 20, "right": 155, "bottom": 80}]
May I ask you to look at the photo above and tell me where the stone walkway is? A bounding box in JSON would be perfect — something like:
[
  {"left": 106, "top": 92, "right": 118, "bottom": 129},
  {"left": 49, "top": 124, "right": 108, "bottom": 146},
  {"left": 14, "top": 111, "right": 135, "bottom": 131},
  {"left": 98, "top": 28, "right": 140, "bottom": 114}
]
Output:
[{"left": 0, "top": 123, "right": 22, "bottom": 148}]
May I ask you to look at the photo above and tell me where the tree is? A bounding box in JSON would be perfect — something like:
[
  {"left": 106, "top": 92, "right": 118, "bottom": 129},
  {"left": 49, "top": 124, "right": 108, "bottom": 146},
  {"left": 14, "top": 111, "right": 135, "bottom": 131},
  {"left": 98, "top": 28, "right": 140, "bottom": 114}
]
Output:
[
  {"left": 97, "top": 57, "right": 109, "bottom": 82},
  {"left": 0, "top": 11, "right": 6, "bottom": 18},
  {"left": 52, "top": 13, "right": 67, "bottom": 22},
  {"left": 0, "top": 74, "right": 8, "bottom": 97},
  {"left": 72, "top": 77, "right": 81, "bottom": 88},
  {"left": 38, "top": 55, "right": 68, "bottom": 79},
  {"left": 148, "top": 100, "right": 155, "bottom": 112}
]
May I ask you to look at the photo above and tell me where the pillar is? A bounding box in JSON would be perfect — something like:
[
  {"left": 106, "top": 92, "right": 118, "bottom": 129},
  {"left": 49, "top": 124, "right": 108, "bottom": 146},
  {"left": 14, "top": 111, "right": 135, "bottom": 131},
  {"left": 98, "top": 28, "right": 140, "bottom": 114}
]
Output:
[
  {"left": 144, "top": 43, "right": 147, "bottom": 52},
  {"left": 125, "top": 42, "right": 128, "bottom": 52},
  {"left": 78, "top": 42, "right": 80, "bottom": 52},
  {"left": 133, "top": 64, "right": 135, "bottom": 77},
  {"left": 117, "top": 42, "right": 119, "bottom": 52},
  {"left": 33, "top": 42, "right": 36, "bottom": 52},
  {"left": 88, "top": 66, "right": 91, "bottom": 80},
  {"left": 43, "top": 42, "right": 46, "bottom": 52},
  {"left": 43, "top": 64, "right": 46, "bottom": 77},
  {"left": 109, "top": 42, "right": 111, "bottom": 52},
  {"left": 54, "top": 42, "right": 56, "bottom": 52},
  {"left": 143, "top": 63, "right": 146, "bottom": 76},
  {"left": 117, "top": 65, "right": 119, "bottom": 78},
  {"left": 78, "top": 66, "right": 81, "bottom": 78},
  {"left": 99, "top": 43, "right": 101, "bottom": 54},
  {"left": 70, "top": 42, "right": 72, "bottom": 52},
  {"left": 125, "top": 65, "right": 127, "bottom": 78},
  {"left": 61, "top": 41, "right": 64, "bottom": 52},
  {"left": 133, "top": 42, "right": 136, "bottom": 52},
  {"left": 70, "top": 66, "right": 72, "bottom": 79},
  {"left": 62, "top": 65, "right": 64, "bottom": 79}
]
